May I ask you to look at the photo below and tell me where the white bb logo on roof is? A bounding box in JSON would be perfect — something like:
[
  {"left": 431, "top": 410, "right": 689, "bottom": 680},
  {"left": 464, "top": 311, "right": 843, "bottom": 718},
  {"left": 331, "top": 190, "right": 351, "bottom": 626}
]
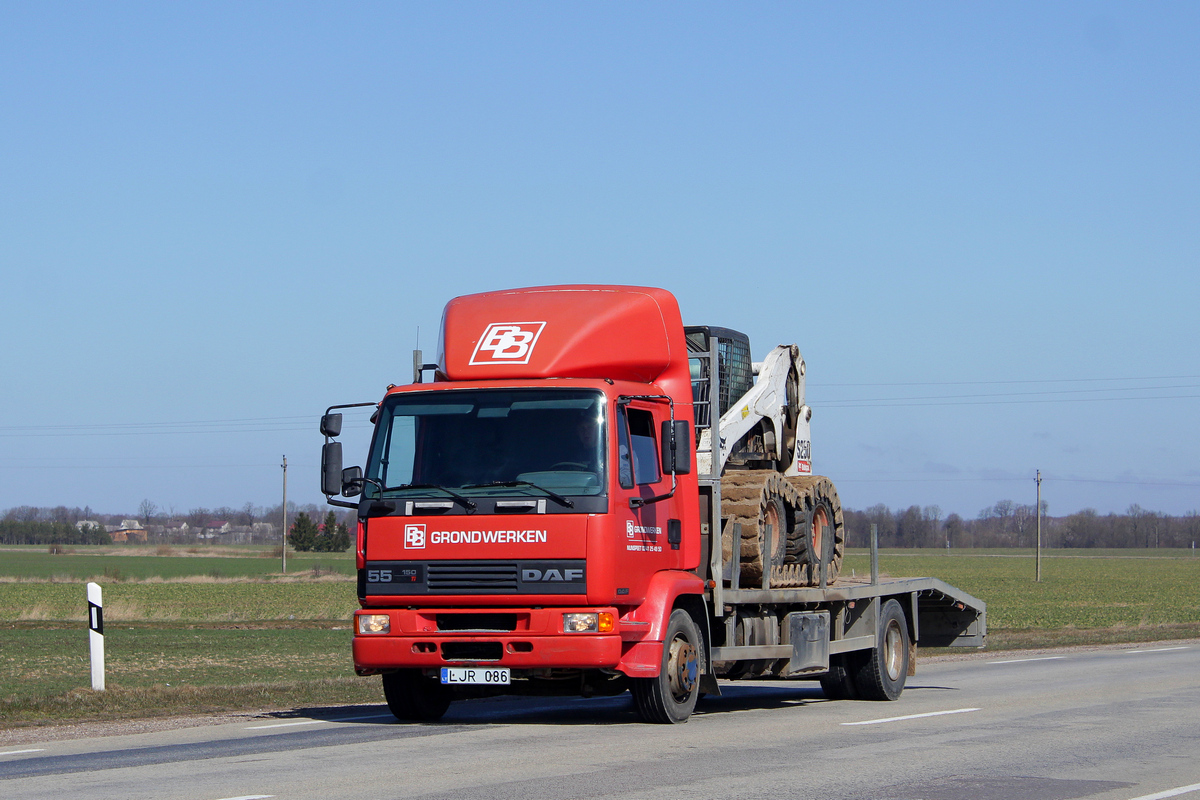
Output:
[{"left": 470, "top": 322, "right": 546, "bottom": 365}]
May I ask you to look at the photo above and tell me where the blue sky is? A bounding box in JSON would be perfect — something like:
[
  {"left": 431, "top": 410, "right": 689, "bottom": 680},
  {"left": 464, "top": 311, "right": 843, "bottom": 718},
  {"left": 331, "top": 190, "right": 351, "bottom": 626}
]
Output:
[{"left": 2, "top": 3, "right": 1198, "bottom": 519}]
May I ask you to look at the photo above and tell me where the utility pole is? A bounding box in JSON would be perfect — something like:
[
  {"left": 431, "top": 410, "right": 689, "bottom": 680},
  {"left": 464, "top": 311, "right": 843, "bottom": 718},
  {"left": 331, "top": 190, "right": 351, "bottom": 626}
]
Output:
[
  {"left": 1035, "top": 469, "right": 1042, "bottom": 583},
  {"left": 281, "top": 455, "right": 288, "bottom": 574}
]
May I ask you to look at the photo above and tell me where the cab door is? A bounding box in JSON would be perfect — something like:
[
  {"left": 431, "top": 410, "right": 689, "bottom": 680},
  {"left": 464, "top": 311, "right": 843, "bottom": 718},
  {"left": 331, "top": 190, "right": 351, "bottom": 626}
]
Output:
[{"left": 610, "top": 399, "right": 677, "bottom": 593}]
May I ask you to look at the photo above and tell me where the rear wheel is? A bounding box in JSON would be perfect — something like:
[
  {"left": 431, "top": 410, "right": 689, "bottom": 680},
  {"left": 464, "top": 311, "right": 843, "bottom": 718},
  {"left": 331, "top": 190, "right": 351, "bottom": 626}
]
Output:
[
  {"left": 631, "top": 609, "right": 702, "bottom": 723},
  {"left": 382, "top": 670, "right": 452, "bottom": 721},
  {"left": 855, "top": 599, "right": 910, "bottom": 701}
]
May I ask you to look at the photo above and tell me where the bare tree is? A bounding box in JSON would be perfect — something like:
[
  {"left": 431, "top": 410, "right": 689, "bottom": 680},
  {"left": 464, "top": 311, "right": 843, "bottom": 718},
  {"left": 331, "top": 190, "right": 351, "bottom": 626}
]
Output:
[
  {"left": 139, "top": 499, "right": 158, "bottom": 527},
  {"left": 923, "top": 505, "right": 942, "bottom": 548},
  {"left": 1013, "top": 504, "right": 1035, "bottom": 548}
]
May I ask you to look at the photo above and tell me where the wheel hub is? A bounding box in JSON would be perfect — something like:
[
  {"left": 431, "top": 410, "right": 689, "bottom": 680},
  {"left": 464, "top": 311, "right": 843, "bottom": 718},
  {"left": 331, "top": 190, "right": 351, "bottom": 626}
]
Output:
[
  {"left": 667, "top": 637, "right": 698, "bottom": 701},
  {"left": 884, "top": 621, "right": 904, "bottom": 681}
]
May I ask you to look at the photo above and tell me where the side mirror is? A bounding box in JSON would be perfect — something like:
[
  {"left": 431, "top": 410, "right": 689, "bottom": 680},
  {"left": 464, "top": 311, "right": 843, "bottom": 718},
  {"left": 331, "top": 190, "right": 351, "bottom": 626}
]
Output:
[
  {"left": 660, "top": 419, "right": 691, "bottom": 475},
  {"left": 341, "top": 466, "right": 364, "bottom": 497},
  {"left": 321, "top": 441, "right": 343, "bottom": 496},
  {"left": 320, "top": 412, "right": 343, "bottom": 438}
]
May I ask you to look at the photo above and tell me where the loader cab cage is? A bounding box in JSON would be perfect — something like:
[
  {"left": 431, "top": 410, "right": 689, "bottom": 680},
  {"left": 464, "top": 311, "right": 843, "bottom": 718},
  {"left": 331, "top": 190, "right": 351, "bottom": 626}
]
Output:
[{"left": 684, "top": 326, "right": 753, "bottom": 432}]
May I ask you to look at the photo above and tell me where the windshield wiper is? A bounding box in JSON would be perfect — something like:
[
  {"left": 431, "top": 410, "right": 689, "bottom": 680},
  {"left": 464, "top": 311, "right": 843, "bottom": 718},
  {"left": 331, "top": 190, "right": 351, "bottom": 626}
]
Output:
[
  {"left": 387, "top": 483, "right": 478, "bottom": 511},
  {"left": 463, "top": 481, "right": 574, "bottom": 508}
]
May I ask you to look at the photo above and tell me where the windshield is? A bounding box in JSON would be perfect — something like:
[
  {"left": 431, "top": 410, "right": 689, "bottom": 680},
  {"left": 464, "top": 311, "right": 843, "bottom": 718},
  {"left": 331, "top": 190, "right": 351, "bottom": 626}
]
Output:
[{"left": 365, "top": 389, "right": 606, "bottom": 498}]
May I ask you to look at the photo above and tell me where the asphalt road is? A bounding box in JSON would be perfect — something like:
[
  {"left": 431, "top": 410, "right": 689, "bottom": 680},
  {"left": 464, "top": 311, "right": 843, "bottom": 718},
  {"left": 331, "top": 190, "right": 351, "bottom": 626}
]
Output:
[{"left": 3, "top": 642, "right": 1199, "bottom": 800}]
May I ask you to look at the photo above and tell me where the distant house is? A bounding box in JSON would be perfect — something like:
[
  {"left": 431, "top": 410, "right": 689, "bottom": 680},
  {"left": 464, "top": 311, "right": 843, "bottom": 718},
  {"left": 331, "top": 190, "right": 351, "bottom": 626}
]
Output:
[
  {"left": 200, "top": 520, "right": 231, "bottom": 539},
  {"left": 75, "top": 520, "right": 102, "bottom": 532},
  {"left": 111, "top": 527, "right": 148, "bottom": 543}
]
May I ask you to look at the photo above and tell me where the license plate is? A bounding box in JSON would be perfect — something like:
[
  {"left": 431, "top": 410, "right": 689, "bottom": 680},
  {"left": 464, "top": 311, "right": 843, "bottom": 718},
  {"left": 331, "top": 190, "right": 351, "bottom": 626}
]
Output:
[{"left": 440, "top": 667, "right": 510, "bottom": 685}]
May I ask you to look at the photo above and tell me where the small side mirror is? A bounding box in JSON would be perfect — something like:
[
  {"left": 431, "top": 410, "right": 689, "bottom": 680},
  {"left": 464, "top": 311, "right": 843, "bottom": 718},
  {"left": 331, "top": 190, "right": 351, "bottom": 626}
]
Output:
[
  {"left": 320, "top": 412, "right": 343, "bottom": 438},
  {"left": 321, "top": 441, "right": 343, "bottom": 495},
  {"left": 341, "top": 466, "right": 364, "bottom": 497},
  {"left": 660, "top": 419, "right": 692, "bottom": 475}
]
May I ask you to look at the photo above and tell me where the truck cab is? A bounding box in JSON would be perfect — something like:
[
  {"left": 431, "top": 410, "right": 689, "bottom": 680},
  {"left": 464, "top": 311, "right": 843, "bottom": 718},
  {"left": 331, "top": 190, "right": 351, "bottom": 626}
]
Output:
[{"left": 324, "top": 286, "right": 709, "bottom": 722}]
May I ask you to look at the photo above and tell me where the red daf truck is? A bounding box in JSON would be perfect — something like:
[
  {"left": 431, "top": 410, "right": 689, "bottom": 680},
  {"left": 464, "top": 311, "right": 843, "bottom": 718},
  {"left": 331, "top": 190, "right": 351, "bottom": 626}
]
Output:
[{"left": 320, "top": 285, "right": 985, "bottom": 723}]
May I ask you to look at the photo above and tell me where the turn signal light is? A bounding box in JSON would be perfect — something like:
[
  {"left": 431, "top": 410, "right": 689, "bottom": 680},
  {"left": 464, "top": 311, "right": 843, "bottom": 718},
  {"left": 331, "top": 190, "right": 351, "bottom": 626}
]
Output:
[
  {"left": 358, "top": 614, "right": 390, "bottom": 634},
  {"left": 563, "top": 612, "right": 615, "bottom": 633}
]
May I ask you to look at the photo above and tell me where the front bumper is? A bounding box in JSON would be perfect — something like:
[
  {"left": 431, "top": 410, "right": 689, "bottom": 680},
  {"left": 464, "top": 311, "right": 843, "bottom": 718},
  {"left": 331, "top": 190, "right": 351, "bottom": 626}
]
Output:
[{"left": 352, "top": 606, "right": 628, "bottom": 674}]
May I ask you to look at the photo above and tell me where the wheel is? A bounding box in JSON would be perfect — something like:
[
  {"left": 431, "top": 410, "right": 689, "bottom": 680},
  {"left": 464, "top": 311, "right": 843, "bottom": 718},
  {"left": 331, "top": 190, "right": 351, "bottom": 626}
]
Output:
[
  {"left": 807, "top": 497, "right": 836, "bottom": 584},
  {"left": 785, "top": 476, "right": 845, "bottom": 585},
  {"left": 819, "top": 654, "right": 861, "bottom": 700},
  {"left": 631, "top": 609, "right": 702, "bottom": 723},
  {"left": 854, "top": 599, "right": 910, "bottom": 701},
  {"left": 382, "top": 670, "right": 452, "bottom": 721},
  {"left": 762, "top": 494, "right": 788, "bottom": 570},
  {"left": 721, "top": 472, "right": 794, "bottom": 587}
]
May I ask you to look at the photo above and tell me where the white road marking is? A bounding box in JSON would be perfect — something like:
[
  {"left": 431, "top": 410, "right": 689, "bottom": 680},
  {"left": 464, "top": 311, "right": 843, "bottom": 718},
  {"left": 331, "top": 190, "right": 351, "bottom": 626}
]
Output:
[
  {"left": 213, "top": 795, "right": 274, "bottom": 800},
  {"left": 1124, "top": 646, "right": 1190, "bottom": 654},
  {"left": 0, "top": 749, "right": 46, "bottom": 756},
  {"left": 988, "top": 656, "right": 1067, "bottom": 664},
  {"left": 245, "top": 712, "right": 395, "bottom": 730},
  {"left": 842, "top": 707, "right": 981, "bottom": 726},
  {"left": 1125, "top": 782, "right": 1200, "bottom": 800}
]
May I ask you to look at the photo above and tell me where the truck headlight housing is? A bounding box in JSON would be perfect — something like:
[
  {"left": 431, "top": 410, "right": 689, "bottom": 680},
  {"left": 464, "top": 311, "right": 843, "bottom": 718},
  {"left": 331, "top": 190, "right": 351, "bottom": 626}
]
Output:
[
  {"left": 563, "top": 612, "right": 614, "bottom": 633},
  {"left": 358, "top": 614, "right": 390, "bottom": 634}
]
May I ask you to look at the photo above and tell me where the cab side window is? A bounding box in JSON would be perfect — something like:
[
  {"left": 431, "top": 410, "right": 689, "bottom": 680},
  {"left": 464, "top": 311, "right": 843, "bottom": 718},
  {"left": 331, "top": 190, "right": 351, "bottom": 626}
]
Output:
[
  {"left": 626, "top": 408, "right": 660, "bottom": 486},
  {"left": 616, "top": 408, "right": 634, "bottom": 488}
]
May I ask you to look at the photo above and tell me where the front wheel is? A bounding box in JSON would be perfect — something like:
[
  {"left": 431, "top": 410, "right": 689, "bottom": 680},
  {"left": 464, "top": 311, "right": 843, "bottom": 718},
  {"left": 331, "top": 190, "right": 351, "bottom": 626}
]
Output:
[
  {"left": 854, "top": 599, "right": 910, "bottom": 701},
  {"left": 631, "top": 609, "right": 702, "bottom": 723},
  {"left": 382, "top": 670, "right": 452, "bottom": 721}
]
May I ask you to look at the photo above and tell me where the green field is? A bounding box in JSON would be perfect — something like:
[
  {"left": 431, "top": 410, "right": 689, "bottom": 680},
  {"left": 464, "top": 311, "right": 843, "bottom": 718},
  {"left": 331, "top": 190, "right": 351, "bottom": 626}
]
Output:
[
  {"left": 844, "top": 548, "right": 1200, "bottom": 630},
  {"left": 0, "top": 545, "right": 355, "bottom": 581},
  {"left": 2, "top": 546, "right": 1199, "bottom": 727}
]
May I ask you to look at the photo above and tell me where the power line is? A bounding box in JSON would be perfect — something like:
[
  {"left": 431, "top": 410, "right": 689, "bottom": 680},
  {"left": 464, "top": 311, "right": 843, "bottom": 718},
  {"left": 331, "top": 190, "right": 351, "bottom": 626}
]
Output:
[
  {"left": 818, "top": 382, "right": 1200, "bottom": 404},
  {"left": 819, "top": 392, "right": 1200, "bottom": 409},
  {"left": 819, "top": 374, "right": 1200, "bottom": 388}
]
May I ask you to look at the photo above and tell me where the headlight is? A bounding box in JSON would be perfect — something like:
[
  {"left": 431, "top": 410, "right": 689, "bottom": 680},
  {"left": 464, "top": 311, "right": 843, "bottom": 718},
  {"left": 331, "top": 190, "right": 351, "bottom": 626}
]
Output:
[
  {"left": 563, "top": 612, "right": 614, "bottom": 633},
  {"left": 358, "top": 614, "right": 390, "bottom": 634}
]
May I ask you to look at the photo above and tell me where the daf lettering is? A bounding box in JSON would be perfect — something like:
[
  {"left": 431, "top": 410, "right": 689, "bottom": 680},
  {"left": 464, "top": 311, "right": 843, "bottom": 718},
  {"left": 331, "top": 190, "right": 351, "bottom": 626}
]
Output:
[{"left": 522, "top": 568, "right": 584, "bottom": 582}]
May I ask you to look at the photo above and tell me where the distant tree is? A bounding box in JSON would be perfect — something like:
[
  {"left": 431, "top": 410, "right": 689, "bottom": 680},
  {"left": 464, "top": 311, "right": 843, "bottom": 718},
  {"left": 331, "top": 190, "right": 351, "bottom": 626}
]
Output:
[
  {"left": 895, "top": 506, "right": 925, "bottom": 548},
  {"left": 240, "top": 502, "right": 258, "bottom": 528},
  {"left": 288, "top": 512, "right": 319, "bottom": 552},
  {"left": 864, "top": 504, "right": 897, "bottom": 547},
  {"left": 1012, "top": 504, "right": 1036, "bottom": 548},
  {"left": 313, "top": 511, "right": 352, "bottom": 552},
  {"left": 140, "top": 499, "right": 158, "bottom": 527},
  {"left": 922, "top": 505, "right": 942, "bottom": 548},
  {"left": 943, "top": 513, "right": 964, "bottom": 548},
  {"left": 187, "top": 507, "right": 210, "bottom": 532}
]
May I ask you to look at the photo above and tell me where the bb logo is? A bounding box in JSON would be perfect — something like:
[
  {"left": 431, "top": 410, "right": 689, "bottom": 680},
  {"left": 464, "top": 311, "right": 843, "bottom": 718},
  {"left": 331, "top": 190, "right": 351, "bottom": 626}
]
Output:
[
  {"left": 404, "top": 524, "right": 426, "bottom": 549},
  {"left": 470, "top": 322, "right": 546, "bottom": 365}
]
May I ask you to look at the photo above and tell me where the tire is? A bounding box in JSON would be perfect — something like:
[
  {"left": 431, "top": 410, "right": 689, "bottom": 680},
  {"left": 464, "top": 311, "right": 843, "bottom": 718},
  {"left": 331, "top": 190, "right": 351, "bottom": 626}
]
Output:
[
  {"left": 722, "top": 472, "right": 794, "bottom": 587},
  {"left": 631, "top": 609, "right": 702, "bottom": 723},
  {"left": 819, "top": 654, "right": 861, "bottom": 700},
  {"left": 785, "top": 476, "right": 845, "bottom": 585},
  {"left": 854, "top": 599, "right": 910, "bottom": 701},
  {"left": 382, "top": 670, "right": 452, "bottom": 721}
]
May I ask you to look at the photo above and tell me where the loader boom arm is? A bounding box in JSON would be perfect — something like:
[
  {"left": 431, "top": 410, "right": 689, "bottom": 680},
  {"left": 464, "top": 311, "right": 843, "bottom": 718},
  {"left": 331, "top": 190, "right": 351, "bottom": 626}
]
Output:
[{"left": 696, "top": 344, "right": 811, "bottom": 476}]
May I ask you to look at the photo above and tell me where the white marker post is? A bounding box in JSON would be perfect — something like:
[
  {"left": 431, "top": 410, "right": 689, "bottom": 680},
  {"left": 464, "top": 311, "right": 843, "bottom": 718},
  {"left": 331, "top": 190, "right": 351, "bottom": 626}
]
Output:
[{"left": 86, "top": 582, "right": 105, "bottom": 691}]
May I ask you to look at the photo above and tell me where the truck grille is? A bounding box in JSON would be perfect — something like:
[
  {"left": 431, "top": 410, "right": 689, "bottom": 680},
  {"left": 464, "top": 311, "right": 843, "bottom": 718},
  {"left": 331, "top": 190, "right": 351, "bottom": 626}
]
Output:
[{"left": 427, "top": 561, "right": 519, "bottom": 594}]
